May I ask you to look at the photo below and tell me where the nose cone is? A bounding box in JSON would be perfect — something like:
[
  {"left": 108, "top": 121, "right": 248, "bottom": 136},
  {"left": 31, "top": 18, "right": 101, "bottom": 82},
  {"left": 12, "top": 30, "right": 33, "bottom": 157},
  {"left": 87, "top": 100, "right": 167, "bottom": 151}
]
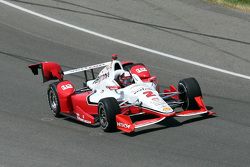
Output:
[
  {"left": 125, "top": 84, "right": 174, "bottom": 114},
  {"left": 133, "top": 88, "right": 173, "bottom": 113},
  {"left": 143, "top": 96, "right": 174, "bottom": 114}
]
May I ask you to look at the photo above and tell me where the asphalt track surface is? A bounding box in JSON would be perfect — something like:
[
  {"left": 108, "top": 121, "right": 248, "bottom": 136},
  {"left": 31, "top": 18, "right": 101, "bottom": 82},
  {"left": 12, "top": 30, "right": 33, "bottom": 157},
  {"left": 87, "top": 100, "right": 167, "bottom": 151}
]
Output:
[{"left": 0, "top": 0, "right": 250, "bottom": 167}]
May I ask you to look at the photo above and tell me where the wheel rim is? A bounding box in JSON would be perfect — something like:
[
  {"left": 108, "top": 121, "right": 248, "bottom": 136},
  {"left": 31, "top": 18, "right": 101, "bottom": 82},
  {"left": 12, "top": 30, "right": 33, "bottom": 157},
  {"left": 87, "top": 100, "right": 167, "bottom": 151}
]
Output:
[
  {"left": 49, "top": 89, "right": 58, "bottom": 112},
  {"left": 99, "top": 104, "right": 108, "bottom": 129},
  {"left": 179, "top": 83, "right": 189, "bottom": 110}
]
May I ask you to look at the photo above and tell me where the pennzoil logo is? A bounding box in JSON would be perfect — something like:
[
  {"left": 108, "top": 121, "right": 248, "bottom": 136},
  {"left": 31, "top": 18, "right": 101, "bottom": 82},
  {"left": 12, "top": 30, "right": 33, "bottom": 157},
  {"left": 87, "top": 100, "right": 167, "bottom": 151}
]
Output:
[{"left": 117, "top": 122, "right": 131, "bottom": 129}]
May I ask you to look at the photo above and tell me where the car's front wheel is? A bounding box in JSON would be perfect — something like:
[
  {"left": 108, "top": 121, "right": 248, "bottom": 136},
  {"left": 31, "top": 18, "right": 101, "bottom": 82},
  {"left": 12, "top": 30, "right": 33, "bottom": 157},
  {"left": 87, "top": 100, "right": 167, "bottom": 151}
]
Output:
[
  {"left": 98, "top": 97, "right": 120, "bottom": 132},
  {"left": 178, "top": 77, "right": 202, "bottom": 110}
]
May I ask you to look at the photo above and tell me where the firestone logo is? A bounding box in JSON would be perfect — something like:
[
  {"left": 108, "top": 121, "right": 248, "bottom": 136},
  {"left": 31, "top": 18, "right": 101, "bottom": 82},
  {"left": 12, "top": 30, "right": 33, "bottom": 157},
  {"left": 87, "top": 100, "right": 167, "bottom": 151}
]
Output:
[{"left": 117, "top": 122, "right": 131, "bottom": 129}]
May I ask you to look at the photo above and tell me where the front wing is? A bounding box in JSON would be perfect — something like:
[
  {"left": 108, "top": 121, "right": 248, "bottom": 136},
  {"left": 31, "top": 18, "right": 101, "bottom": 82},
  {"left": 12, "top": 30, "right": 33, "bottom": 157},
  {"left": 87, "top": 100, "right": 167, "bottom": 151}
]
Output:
[{"left": 115, "top": 96, "right": 215, "bottom": 133}]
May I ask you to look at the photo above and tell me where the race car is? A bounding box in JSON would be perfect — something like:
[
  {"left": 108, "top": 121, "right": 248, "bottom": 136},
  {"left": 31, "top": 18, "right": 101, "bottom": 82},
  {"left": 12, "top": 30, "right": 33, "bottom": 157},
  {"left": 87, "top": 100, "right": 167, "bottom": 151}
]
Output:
[{"left": 29, "top": 54, "right": 215, "bottom": 133}]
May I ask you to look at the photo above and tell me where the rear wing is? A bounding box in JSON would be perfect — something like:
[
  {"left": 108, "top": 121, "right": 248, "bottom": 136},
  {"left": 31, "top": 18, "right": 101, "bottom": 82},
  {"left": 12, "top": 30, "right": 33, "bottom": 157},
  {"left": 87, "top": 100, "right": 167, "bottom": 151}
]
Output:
[{"left": 28, "top": 61, "right": 110, "bottom": 83}]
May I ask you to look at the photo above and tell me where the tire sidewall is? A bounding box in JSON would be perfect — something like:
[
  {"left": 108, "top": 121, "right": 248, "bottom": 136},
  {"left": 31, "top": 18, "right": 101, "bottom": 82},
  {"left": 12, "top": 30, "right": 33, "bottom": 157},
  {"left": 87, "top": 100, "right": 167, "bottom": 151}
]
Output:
[
  {"left": 98, "top": 97, "right": 120, "bottom": 132},
  {"left": 178, "top": 78, "right": 202, "bottom": 110},
  {"left": 48, "top": 83, "right": 61, "bottom": 117},
  {"left": 178, "top": 82, "right": 189, "bottom": 110},
  {"left": 98, "top": 102, "right": 109, "bottom": 130}
]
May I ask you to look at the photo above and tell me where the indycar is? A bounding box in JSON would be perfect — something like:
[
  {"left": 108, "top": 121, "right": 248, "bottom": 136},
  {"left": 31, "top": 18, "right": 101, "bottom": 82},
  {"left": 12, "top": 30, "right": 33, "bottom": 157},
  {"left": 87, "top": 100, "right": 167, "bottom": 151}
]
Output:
[{"left": 29, "top": 54, "right": 215, "bottom": 133}]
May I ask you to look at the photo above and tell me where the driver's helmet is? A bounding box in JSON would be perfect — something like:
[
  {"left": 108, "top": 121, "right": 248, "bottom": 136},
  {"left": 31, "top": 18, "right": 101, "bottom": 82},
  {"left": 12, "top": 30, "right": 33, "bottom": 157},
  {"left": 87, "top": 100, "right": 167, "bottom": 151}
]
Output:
[{"left": 118, "top": 71, "right": 133, "bottom": 87}]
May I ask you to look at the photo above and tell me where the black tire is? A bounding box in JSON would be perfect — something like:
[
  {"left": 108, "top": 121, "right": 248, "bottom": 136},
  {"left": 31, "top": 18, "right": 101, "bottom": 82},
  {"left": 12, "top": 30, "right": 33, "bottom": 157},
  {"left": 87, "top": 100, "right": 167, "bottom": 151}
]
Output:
[
  {"left": 98, "top": 97, "right": 120, "bottom": 132},
  {"left": 178, "top": 78, "right": 202, "bottom": 110},
  {"left": 47, "top": 83, "right": 61, "bottom": 117}
]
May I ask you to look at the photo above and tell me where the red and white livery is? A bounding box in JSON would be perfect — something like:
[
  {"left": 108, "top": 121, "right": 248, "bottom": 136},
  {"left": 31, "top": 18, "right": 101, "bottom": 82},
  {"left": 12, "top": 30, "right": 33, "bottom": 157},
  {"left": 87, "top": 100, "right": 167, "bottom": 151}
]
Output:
[{"left": 29, "top": 55, "right": 215, "bottom": 133}]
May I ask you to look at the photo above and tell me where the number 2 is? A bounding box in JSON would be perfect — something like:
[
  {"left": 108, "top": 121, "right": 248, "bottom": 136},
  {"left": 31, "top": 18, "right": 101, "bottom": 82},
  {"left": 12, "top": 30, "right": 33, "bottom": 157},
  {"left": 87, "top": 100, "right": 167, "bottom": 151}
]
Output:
[{"left": 143, "top": 91, "right": 156, "bottom": 97}]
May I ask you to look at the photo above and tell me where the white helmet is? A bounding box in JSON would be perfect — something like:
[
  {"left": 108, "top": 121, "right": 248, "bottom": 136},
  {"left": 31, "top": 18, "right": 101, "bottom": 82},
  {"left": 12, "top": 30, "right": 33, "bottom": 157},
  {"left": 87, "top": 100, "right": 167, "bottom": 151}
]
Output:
[{"left": 119, "top": 71, "right": 133, "bottom": 87}]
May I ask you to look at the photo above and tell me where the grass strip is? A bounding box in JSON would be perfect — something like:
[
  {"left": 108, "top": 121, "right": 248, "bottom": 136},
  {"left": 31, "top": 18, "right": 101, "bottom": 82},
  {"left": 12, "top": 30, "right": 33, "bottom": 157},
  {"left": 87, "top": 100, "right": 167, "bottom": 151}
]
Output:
[{"left": 209, "top": 0, "right": 250, "bottom": 12}]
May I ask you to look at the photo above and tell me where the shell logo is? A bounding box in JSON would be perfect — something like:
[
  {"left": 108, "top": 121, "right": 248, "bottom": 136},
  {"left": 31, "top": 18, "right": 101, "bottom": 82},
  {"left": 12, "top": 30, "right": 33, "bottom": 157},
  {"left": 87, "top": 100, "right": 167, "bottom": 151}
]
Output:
[{"left": 163, "top": 107, "right": 171, "bottom": 111}]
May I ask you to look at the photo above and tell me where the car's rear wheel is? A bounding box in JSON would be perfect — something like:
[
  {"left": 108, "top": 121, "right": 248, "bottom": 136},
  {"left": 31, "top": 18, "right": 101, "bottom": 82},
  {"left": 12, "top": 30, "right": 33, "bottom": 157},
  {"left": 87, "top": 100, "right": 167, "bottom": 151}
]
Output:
[
  {"left": 98, "top": 97, "right": 120, "bottom": 132},
  {"left": 48, "top": 83, "right": 61, "bottom": 117},
  {"left": 178, "top": 78, "right": 202, "bottom": 110}
]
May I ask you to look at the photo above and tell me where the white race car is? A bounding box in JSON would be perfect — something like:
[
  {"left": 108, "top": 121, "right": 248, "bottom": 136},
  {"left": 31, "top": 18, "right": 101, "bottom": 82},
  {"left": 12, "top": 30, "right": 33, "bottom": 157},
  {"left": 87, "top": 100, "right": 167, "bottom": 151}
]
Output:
[{"left": 29, "top": 54, "right": 215, "bottom": 133}]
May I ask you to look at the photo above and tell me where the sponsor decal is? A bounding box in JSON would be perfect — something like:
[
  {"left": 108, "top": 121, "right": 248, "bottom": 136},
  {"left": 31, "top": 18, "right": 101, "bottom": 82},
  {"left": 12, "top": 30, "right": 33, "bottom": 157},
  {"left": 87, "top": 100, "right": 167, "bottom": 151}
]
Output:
[
  {"left": 117, "top": 122, "right": 131, "bottom": 129},
  {"left": 64, "top": 62, "right": 110, "bottom": 75},
  {"left": 106, "top": 86, "right": 120, "bottom": 90},
  {"left": 133, "top": 87, "right": 145, "bottom": 94},
  {"left": 76, "top": 113, "right": 91, "bottom": 124},
  {"left": 135, "top": 67, "right": 147, "bottom": 73},
  {"left": 93, "top": 72, "right": 109, "bottom": 84},
  {"left": 151, "top": 101, "right": 165, "bottom": 106},
  {"left": 143, "top": 91, "right": 156, "bottom": 97},
  {"left": 132, "top": 87, "right": 151, "bottom": 94},
  {"left": 163, "top": 107, "right": 171, "bottom": 111},
  {"left": 152, "top": 97, "right": 160, "bottom": 101},
  {"left": 150, "top": 97, "right": 166, "bottom": 106},
  {"left": 61, "top": 84, "right": 73, "bottom": 90}
]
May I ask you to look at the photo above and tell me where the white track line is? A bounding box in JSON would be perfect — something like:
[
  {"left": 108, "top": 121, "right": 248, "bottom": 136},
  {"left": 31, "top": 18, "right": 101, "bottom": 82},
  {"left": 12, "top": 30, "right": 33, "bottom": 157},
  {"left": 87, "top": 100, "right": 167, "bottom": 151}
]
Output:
[{"left": 1, "top": 0, "right": 250, "bottom": 80}]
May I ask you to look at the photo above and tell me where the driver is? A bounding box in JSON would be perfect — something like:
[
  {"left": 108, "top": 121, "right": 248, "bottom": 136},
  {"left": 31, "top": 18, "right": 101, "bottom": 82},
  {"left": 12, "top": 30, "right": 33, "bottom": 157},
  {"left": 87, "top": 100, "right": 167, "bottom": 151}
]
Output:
[{"left": 117, "top": 71, "right": 133, "bottom": 88}]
